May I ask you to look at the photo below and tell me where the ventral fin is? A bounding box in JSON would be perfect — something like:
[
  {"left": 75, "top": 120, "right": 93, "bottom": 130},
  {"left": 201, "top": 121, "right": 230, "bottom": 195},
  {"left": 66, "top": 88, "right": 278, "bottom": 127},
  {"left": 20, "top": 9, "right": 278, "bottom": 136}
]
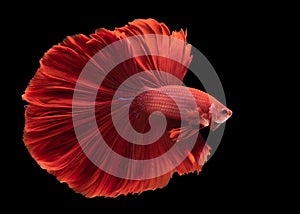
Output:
[{"left": 169, "top": 126, "right": 199, "bottom": 143}]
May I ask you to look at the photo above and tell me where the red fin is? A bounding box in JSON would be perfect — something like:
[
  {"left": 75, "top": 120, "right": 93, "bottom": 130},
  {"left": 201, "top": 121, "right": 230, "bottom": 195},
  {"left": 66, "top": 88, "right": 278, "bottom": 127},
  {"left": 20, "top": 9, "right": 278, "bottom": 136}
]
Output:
[
  {"left": 22, "top": 18, "right": 196, "bottom": 198},
  {"left": 169, "top": 126, "right": 199, "bottom": 142},
  {"left": 115, "top": 18, "right": 192, "bottom": 85},
  {"left": 168, "top": 126, "right": 211, "bottom": 174},
  {"left": 116, "top": 18, "right": 170, "bottom": 35},
  {"left": 187, "top": 152, "right": 196, "bottom": 164},
  {"left": 175, "top": 135, "right": 211, "bottom": 175}
]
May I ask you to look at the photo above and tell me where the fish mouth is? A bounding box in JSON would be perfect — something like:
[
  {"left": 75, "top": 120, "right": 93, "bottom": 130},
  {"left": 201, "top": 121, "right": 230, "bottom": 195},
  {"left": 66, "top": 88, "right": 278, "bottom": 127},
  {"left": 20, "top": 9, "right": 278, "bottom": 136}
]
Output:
[{"left": 210, "top": 121, "right": 221, "bottom": 131}]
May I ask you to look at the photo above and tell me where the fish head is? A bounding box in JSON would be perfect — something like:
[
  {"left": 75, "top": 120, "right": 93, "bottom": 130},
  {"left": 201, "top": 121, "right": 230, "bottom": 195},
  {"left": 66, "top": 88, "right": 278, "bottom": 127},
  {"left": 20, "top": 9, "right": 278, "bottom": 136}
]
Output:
[{"left": 208, "top": 100, "right": 232, "bottom": 131}]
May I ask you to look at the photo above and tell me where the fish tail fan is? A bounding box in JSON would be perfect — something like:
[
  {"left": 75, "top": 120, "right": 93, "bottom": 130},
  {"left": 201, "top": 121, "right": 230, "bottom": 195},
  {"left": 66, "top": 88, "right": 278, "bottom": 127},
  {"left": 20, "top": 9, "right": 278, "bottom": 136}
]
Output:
[
  {"left": 23, "top": 18, "right": 195, "bottom": 197},
  {"left": 22, "top": 26, "right": 140, "bottom": 197}
]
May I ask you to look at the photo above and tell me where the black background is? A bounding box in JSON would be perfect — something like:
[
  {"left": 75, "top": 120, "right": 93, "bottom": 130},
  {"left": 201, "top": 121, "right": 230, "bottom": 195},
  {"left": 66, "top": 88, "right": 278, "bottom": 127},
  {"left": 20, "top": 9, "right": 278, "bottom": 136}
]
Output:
[{"left": 12, "top": 5, "right": 274, "bottom": 213}]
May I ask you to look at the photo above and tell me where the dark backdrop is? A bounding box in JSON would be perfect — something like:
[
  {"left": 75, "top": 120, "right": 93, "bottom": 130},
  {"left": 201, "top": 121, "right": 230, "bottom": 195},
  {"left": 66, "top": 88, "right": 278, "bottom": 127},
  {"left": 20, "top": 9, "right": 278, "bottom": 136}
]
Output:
[{"left": 13, "top": 5, "right": 267, "bottom": 213}]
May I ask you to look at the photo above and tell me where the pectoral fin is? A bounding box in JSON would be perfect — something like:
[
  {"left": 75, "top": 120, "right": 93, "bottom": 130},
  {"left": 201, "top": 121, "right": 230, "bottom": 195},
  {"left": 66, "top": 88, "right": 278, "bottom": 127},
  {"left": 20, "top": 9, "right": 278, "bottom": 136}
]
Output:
[{"left": 185, "top": 109, "right": 209, "bottom": 128}]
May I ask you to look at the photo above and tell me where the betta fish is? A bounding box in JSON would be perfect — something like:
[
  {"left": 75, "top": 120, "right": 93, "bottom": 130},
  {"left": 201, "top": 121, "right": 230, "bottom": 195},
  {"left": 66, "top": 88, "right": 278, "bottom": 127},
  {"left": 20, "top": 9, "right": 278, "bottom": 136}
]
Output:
[{"left": 22, "top": 18, "right": 232, "bottom": 198}]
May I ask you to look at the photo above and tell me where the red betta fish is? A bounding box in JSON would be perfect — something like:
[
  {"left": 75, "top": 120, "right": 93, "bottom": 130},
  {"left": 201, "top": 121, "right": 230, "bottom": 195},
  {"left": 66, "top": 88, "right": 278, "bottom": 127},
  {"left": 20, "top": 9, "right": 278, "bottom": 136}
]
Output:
[{"left": 22, "top": 18, "right": 232, "bottom": 198}]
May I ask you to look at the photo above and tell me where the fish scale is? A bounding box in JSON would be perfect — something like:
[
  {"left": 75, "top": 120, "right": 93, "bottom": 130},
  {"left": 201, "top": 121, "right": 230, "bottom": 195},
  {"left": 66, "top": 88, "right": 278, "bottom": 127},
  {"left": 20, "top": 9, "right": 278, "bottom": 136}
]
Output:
[{"left": 132, "top": 85, "right": 211, "bottom": 122}]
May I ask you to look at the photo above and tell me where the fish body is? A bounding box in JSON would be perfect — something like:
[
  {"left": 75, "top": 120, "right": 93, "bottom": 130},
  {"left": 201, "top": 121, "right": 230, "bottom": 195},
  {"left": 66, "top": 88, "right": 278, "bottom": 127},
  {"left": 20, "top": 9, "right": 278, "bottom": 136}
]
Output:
[
  {"left": 22, "top": 18, "right": 232, "bottom": 197},
  {"left": 132, "top": 85, "right": 232, "bottom": 130}
]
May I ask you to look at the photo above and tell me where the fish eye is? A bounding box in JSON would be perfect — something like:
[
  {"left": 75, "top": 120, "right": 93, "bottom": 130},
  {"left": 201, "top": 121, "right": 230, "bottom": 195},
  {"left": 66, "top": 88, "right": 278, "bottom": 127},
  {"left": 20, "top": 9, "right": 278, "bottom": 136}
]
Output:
[{"left": 221, "top": 108, "right": 227, "bottom": 115}]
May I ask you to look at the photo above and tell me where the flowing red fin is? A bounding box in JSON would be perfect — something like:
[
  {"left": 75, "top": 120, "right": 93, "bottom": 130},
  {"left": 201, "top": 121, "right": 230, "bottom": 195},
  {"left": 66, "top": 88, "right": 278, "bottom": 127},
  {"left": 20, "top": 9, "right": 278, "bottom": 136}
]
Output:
[
  {"left": 169, "top": 126, "right": 199, "bottom": 142},
  {"left": 168, "top": 127, "right": 211, "bottom": 174},
  {"left": 22, "top": 18, "right": 198, "bottom": 198},
  {"left": 116, "top": 18, "right": 170, "bottom": 36},
  {"left": 115, "top": 18, "right": 192, "bottom": 85},
  {"left": 175, "top": 134, "right": 211, "bottom": 175},
  {"left": 187, "top": 152, "right": 196, "bottom": 164}
]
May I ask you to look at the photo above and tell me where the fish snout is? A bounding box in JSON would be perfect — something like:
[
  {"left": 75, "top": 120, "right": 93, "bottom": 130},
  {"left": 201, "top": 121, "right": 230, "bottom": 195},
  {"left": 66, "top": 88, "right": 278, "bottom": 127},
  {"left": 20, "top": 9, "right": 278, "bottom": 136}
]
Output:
[{"left": 227, "top": 109, "right": 233, "bottom": 117}]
